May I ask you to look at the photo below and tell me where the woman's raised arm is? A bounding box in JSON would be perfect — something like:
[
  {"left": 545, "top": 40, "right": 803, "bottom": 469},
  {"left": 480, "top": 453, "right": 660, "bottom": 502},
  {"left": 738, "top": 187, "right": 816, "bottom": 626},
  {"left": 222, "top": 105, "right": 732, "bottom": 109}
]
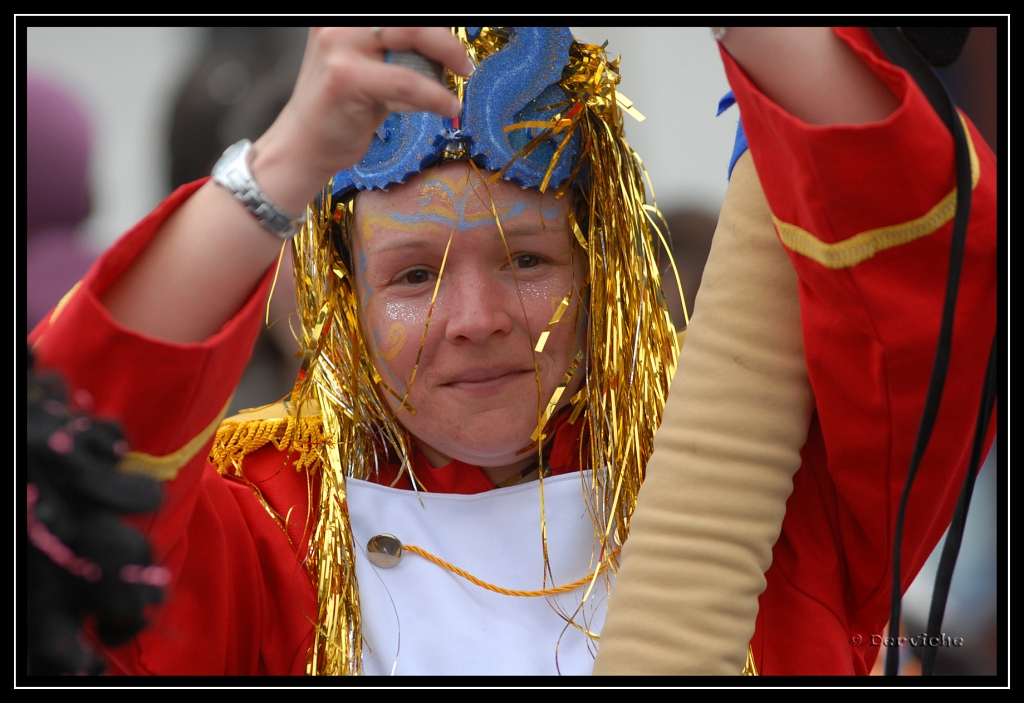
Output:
[{"left": 100, "top": 27, "right": 473, "bottom": 344}]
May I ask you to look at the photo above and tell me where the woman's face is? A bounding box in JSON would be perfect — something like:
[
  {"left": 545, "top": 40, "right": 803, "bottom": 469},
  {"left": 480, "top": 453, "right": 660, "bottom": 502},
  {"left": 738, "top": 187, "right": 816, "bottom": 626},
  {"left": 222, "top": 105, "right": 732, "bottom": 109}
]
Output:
[{"left": 353, "top": 162, "right": 586, "bottom": 470}]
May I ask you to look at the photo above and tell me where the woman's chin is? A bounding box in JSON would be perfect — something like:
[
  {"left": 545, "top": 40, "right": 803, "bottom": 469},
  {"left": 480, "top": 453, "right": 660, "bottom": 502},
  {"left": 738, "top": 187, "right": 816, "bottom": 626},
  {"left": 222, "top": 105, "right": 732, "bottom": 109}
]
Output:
[{"left": 418, "top": 432, "right": 537, "bottom": 470}]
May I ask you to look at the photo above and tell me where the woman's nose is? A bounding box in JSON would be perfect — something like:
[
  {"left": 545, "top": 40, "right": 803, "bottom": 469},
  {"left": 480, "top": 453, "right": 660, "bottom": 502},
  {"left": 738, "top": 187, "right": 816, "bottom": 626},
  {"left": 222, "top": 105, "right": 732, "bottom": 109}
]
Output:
[{"left": 442, "top": 272, "right": 514, "bottom": 343}]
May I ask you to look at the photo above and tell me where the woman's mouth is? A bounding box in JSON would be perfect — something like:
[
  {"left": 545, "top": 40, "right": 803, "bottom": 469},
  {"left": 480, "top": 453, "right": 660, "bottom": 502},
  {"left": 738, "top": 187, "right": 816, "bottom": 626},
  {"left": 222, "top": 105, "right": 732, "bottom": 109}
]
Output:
[{"left": 442, "top": 366, "right": 532, "bottom": 394}]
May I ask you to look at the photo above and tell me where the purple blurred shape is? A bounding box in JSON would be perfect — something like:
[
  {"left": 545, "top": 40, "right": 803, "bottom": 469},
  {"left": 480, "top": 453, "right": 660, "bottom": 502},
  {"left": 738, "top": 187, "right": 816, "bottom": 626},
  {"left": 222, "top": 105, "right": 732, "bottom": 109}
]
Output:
[{"left": 26, "top": 74, "right": 97, "bottom": 330}]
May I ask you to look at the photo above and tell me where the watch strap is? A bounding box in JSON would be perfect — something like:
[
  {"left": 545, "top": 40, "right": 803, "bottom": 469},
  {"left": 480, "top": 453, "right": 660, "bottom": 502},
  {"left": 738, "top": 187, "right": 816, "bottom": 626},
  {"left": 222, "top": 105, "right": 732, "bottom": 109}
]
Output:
[{"left": 211, "top": 139, "right": 303, "bottom": 240}]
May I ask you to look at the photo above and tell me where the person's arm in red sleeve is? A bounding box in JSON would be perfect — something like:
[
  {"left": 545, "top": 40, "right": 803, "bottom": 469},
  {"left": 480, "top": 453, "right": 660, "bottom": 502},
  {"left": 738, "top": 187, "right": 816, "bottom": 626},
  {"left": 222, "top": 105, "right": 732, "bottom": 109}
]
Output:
[
  {"left": 595, "top": 27, "right": 996, "bottom": 675},
  {"left": 27, "top": 178, "right": 278, "bottom": 673},
  {"left": 28, "top": 176, "right": 275, "bottom": 547},
  {"left": 722, "top": 27, "right": 997, "bottom": 673}
]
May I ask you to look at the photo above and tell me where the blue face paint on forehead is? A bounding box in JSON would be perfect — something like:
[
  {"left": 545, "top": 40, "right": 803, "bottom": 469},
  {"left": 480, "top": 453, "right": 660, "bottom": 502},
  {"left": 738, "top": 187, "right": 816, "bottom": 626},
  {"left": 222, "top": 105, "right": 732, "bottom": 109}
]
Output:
[
  {"left": 331, "top": 27, "right": 580, "bottom": 202},
  {"left": 388, "top": 177, "right": 532, "bottom": 232},
  {"left": 389, "top": 204, "right": 531, "bottom": 232}
]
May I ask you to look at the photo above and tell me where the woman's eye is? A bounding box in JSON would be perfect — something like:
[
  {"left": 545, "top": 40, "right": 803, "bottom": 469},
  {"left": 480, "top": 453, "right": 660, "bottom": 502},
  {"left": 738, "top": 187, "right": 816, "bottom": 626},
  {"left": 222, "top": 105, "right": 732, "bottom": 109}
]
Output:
[
  {"left": 516, "top": 254, "right": 542, "bottom": 269},
  {"left": 404, "top": 269, "right": 432, "bottom": 285}
]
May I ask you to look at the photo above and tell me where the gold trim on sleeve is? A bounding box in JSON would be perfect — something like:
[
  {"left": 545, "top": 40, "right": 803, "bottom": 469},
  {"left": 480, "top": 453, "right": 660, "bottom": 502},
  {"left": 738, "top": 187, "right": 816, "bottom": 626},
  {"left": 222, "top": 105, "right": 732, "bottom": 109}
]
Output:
[
  {"left": 773, "top": 113, "right": 980, "bottom": 270},
  {"left": 49, "top": 281, "right": 82, "bottom": 326},
  {"left": 117, "top": 396, "right": 234, "bottom": 482},
  {"left": 31, "top": 281, "right": 82, "bottom": 351}
]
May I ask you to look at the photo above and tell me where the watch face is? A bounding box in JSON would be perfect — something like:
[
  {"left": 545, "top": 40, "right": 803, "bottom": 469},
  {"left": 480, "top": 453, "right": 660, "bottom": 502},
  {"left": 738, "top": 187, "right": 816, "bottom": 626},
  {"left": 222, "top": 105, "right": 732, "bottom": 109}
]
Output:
[
  {"left": 215, "top": 139, "right": 251, "bottom": 177},
  {"left": 212, "top": 139, "right": 297, "bottom": 239}
]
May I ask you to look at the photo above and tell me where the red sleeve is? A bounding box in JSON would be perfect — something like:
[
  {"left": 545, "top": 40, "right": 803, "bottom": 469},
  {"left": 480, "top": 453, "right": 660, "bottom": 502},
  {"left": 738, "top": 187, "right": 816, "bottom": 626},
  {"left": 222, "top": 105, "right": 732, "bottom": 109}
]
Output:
[
  {"left": 29, "top": 178, "right": 271, "bottom": 561},
  {"left": 721, "top": 28, "right": 997, "bottom": 674},
  {"left": 29, "top": 181, "right": 314, "bottom": 674}
]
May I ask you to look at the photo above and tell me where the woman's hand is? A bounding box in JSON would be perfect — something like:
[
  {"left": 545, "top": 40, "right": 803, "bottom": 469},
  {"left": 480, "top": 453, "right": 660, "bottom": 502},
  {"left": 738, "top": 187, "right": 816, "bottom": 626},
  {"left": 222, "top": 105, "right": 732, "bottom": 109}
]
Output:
[{"left": 252, "top": 27, "right": 474, "bottom": 217}]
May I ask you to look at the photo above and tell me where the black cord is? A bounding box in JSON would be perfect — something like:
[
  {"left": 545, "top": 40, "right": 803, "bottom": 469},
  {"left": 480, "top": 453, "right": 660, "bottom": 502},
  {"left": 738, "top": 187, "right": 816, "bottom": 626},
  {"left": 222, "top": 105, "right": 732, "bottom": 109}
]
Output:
[
  {"left": 867, "top": 27, "right": 991, "bottom": 677},
  {"left": 918, "top": 328, "right": 998, "bottom": 675}
]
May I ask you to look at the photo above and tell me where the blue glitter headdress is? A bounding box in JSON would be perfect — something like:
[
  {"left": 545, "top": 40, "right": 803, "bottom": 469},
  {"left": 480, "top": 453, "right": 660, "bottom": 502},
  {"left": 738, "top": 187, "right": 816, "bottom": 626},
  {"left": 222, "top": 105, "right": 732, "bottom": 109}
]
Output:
[{"left": 332, "top": 27, "right": 581, "bottom": 197}]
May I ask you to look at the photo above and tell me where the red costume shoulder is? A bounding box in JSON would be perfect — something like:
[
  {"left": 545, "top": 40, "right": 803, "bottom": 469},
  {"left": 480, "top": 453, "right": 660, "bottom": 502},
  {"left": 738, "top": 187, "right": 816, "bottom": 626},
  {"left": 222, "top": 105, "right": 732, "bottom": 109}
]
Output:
[{"left": 721, "top": 27, "right": 997, "bottom": 674}]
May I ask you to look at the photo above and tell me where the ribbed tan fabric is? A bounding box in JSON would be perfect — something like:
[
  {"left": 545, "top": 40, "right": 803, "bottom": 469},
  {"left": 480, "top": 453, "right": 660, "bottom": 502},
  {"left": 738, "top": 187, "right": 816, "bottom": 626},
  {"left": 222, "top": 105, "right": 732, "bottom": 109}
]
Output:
[{"left": 593, "top": 151, "right": 813, "bottom": 675}]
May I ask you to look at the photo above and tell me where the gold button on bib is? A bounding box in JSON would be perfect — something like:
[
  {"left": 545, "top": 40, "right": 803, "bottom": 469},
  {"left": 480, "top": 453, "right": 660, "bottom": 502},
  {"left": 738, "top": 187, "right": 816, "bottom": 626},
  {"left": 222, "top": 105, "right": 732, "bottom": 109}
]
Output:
[{"left": 366, "top": 534, "right": 403, "bottom": 568}]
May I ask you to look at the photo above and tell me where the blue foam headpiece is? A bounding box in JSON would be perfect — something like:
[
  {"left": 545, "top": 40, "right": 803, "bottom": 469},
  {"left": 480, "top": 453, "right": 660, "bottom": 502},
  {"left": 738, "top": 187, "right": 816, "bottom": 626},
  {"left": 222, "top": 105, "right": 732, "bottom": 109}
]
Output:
[{"left": 331, "top": 27, "right": 580, "bottom": 202}]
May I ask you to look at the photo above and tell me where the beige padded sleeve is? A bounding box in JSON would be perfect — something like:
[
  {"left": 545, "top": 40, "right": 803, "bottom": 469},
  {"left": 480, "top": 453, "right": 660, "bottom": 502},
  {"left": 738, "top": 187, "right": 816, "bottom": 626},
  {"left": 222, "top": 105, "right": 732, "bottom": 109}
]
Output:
[{"left": 592, "top": 151, "right": 814, "bottom": 675}]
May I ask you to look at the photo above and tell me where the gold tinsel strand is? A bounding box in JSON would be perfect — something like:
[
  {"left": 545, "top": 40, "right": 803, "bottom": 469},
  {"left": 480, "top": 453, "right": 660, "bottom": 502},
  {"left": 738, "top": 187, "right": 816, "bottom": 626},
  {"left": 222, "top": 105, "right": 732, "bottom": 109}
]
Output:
[
  {"left": 292, "top": 186, "right": 420, "bottom": 676},
  {"left": 498, "top": 35, "right": 681, "bottom": 560},
  {"left": 287, "top": 29, "right": 681, "bottom": 676}
]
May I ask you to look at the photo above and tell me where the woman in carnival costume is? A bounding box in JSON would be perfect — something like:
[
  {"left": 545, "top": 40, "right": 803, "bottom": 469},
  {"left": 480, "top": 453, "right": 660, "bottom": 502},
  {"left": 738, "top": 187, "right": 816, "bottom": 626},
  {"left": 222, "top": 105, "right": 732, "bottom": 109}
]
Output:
[{"left": 28, "top": 26, "right": 996, "bottom": 676}]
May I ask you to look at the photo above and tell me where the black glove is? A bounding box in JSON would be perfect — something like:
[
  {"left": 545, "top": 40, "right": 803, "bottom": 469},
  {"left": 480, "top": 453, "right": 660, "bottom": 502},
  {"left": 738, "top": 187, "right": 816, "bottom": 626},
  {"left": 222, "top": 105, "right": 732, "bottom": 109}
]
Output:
[{"left": 26, "top": 347, "right": 167, "bottom": 675}]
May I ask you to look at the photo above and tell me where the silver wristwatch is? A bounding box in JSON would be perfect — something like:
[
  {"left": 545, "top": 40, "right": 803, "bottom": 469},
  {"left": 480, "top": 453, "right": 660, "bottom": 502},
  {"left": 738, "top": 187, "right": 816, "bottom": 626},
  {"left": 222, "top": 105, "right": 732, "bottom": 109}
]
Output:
[{"left": 211, "top": 139, "right": 303, "bottom": 240}]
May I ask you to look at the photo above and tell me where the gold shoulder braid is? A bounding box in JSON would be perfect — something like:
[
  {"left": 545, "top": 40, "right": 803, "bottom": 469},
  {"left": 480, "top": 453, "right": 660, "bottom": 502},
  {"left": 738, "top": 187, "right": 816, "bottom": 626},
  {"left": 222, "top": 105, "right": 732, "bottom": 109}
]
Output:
[
  {"left": 209, "top": 402, "right": 329, "bottom": 477},
  {"left": 284, "top": 28, "right": 682, "bottom": 676}
]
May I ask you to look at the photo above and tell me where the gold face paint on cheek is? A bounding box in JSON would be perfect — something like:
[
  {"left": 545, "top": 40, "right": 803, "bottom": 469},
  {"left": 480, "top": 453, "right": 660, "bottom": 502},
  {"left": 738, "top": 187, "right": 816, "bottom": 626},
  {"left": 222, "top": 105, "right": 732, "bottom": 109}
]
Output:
[
  {"left": 369, "top": 299, "right": 427, "bottom": 395},
  {"left": 381, "top": 322, "right": 407, "bottom": 361}
]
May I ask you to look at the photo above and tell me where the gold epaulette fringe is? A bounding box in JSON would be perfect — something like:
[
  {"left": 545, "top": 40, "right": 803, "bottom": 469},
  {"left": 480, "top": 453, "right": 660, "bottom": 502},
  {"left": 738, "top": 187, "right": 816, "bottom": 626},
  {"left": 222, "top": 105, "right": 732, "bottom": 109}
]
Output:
[{"left": 209, "top": 403, "right": 329, "bottom": 477}]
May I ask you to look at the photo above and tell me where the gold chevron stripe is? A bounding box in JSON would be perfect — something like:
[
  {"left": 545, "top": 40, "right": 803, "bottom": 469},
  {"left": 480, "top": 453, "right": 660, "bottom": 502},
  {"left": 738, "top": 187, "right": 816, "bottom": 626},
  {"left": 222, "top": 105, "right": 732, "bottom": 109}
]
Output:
[
  {"left": 49, "top": 281, "right": 82, "bottom": 325},
  {"left": 773, "top": 113, "right": 980, "bottom": 270},
  {"left": 118, "top": 397, "right": 233, "bottom": 482}
]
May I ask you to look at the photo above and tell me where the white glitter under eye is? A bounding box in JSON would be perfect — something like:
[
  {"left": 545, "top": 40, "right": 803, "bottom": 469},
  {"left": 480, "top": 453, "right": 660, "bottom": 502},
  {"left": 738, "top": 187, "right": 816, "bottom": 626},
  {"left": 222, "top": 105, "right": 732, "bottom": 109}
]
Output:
[{"left": 385, "top": 301, "right": 424, "bottom": 323}]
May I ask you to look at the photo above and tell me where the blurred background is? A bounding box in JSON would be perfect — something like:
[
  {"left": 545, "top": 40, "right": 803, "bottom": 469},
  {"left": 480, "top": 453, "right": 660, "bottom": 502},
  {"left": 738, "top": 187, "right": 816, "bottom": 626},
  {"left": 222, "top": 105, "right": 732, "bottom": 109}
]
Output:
[{"left": 23, "top": 25, "right": 1001, "bottom": 675}]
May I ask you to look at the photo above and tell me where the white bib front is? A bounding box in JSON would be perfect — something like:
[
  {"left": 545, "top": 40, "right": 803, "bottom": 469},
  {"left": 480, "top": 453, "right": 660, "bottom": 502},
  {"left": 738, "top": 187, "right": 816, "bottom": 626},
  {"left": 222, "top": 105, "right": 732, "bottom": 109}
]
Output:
[{"left": 347, "top": 471, "right": 612, "bottom": 675}]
